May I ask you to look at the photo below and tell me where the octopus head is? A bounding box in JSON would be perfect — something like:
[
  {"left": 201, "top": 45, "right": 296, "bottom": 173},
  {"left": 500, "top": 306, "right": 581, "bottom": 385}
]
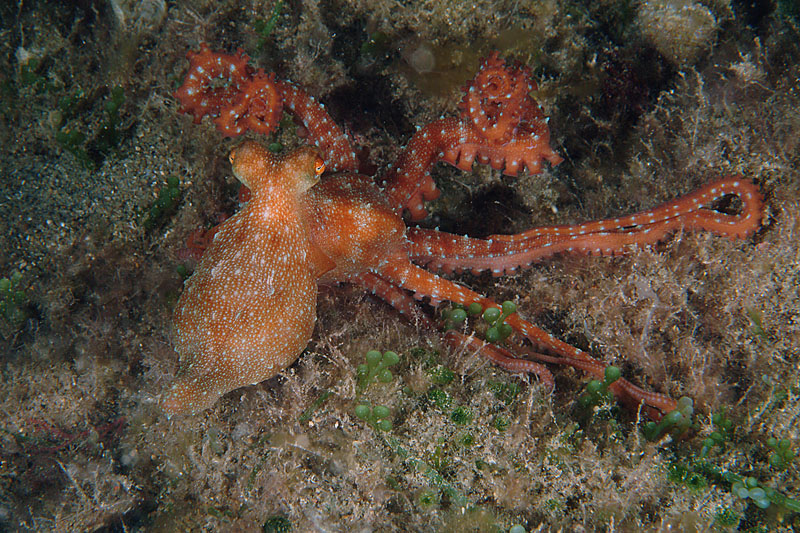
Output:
[{"left": 229, "top": 141, "right": 325, "bottom": 196}]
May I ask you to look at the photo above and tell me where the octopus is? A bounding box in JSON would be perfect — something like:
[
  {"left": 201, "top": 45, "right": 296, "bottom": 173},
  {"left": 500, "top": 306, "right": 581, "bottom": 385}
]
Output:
[{"left": 162, "top": 46, "right": 763, "bottom": 416}]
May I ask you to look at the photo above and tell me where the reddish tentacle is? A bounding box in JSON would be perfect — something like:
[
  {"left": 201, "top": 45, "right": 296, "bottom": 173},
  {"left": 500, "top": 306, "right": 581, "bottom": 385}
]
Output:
[
  {"left": 407, "top": 176, "right": 763, "bottom": 276},
  {"left": 384, "top": 52, "right": 562, "bottom": 220},
  {"left": 348, "top": 272, "right": 435, "bottom": 326},
  {"left": 174, "top": 44, "right": 252, "bottom": 123},
  {"left": 351, "top": 272, "right": 555, "bottom": 388},
  {"left": 376, "top": 259, "right": 677, "bottom": 414},
  {"left": 174, "top": 45, "right": 358, "bottom": 171},
  {"left": 444, "top": 331, "right": 555, "bottom": 389},
  {"left": 213, "top": 70, "right": 283, "bottom": 137},
  {"left": 277, "top": 81, "right": 358, "bottom": 172}
]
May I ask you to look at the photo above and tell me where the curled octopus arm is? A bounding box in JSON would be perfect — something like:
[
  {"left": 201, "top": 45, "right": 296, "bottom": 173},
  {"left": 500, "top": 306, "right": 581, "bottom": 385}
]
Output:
[
  {"left": 383, "top": 52, "right": 562, "bottom": 220},
  {"left": 174, "top": 44, "right": 357, "bottom": 172}
]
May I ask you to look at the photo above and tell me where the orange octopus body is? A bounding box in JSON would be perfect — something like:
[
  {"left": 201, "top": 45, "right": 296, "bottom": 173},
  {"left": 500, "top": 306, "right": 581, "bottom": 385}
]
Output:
[
  {"left": 163, "top": 143, "right": 325, "bottom": 414},
  {"left": 304, "top": 173, "right": 408, "bottom": 282},
  {"left": 168, "top": 47, "right": 764, "bottom": 417}
]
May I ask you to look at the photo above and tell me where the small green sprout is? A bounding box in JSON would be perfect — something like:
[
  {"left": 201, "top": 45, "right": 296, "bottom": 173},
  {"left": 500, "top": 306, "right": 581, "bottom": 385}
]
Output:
[
  {"left": 55, "top": 128, "right": 91, "bottom": 168},
  {"left": 427, "top": 388, "right": 452, "bottom": 410},
  {"left": 385, "top": 475, "right": 401, "bottom": 490},
  {"left": 450, "top": 406, "right": 472, "bottom": 425},
  {"left": 493, "top": 415, "right": 510, "bottom": 432},
  {"left": 0, "top": 272, "right": 30, "bottom": 333},
  {"left": 429, "top": 442, "right": 449, "bottom": 473},
  {"left": 458, "top": 432, "right": 475, "bottom": 447},
  {"left": 56, "top": 86, "right": 127, "bottom": 168},
  {"left": 254, "top": 0, "right": 284, "bottom": 50},
  {"left": 58, "top": 89, "right": 85, "bottom": 119},
  {"left": 262, "top": 515, "right": 292, "bottom": 532},
  {"left": 354, "top": 350, "right": 400, "bottom": 431},
  {"left": 355, "top": 403, "right": 393, "bottom": 431},
  {"left": 18, "top": 58, "right": 51, "bottom": 91},
  {"left": 176, "top": 264, "right": 192, "bottom": 281},
  {"left": 298, "top": 390, "right": 332, "bottom": 424},
  {"left": 699, "top": 409, "right": 733, "bottom": 457},
  {"left": 18, "top": 58, "right": 41, "bottom": 87},
  {"left": 747, "top": 307, "right": 769, "bottom": 341},
  {"left": 142, "top": 176, "right": 182, "bottom": 231},
  {"left": 427, "top": 365, "right": 454, "bottom": 385},
  {"left": 732, "top": 476, "right": 772, "bottom": 509},
  {"left": 356, "top": 349, "right": 399, "bottom": 395},
  {"left": 767, "top": 437, "right": 795, "bottom": 470},
  {"left": 643, "top": 396, "right": 694, "bottom": 441},
  {"left": 441, "top": 303, "right": 468, "bottom": 330},
  {"left": 416, "top": 488, "right": 440, "bottom": 509},
  {"left": 92, "top": 86, "right": 126, "bottom": 156},
  {"left": 474, "top": 459, "right": 491, "bottom": 471},
  {"left": 578, "top": 365, "right": 621, "bottom": 409},
  {"left": 482, "top": 300, "right": 516, "bottom": 343}
]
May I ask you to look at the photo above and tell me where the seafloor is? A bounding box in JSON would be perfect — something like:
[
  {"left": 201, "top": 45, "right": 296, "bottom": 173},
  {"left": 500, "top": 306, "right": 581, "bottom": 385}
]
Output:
[{"left": 1, "top": 1, "right": 799, "bottom": 531}]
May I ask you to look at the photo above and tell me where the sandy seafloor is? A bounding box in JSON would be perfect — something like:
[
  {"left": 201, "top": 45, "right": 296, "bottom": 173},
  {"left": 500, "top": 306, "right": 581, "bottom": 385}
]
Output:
[{"left": 1, "top": 1, "right": 799, "bottom": 531}]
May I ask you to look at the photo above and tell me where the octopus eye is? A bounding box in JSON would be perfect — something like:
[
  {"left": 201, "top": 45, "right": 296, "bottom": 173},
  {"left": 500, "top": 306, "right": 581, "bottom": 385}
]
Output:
[{"left": 314, "top": 157, "right": 325, "bottom": 176}]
